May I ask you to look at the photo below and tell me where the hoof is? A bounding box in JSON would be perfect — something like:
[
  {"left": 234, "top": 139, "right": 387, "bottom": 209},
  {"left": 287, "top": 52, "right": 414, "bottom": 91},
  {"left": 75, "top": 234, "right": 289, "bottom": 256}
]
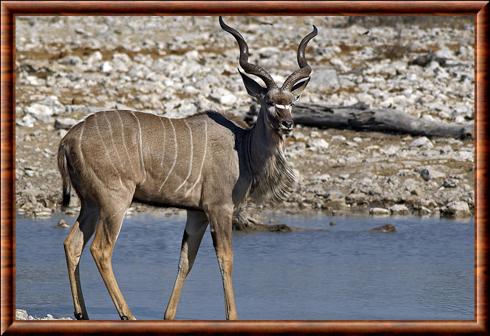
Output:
[
  {"left": 74, "top": 312, "right": 86, "bottom": 320},
  {"left": 121, "top": 315, "right": 129, "bottom": 320}
]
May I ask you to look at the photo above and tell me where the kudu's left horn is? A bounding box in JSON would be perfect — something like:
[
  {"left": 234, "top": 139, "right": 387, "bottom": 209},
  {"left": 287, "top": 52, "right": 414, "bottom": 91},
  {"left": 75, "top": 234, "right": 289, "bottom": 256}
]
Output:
[{"left": 219, "top": 16, "right": 278, "bottom": 90}]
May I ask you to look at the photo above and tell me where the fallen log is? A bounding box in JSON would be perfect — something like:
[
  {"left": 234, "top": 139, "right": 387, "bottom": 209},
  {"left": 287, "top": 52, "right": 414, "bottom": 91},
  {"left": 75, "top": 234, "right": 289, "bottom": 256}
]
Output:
[
  {"left": 246, "top": 102, "right": 473, "bottom": 139},
  {"left": 232, "top": 208, "right": 295, "bottom": 232},
  {"left": 232, "top": 207, "right": 326, "bottom": 233}
]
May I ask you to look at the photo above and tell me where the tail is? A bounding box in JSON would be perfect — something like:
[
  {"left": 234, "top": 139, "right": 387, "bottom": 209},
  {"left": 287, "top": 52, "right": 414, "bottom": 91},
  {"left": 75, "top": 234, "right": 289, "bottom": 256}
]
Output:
[{"left": 57, "top": 142, "right": 71, "bottom": 208}]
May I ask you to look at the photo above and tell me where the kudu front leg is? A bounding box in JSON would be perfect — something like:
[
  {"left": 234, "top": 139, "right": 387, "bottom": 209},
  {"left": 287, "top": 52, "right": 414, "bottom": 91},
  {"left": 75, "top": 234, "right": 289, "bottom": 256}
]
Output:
[
  {"left": 207, "top": 207, "right": 237, "bottom": 320},
  {"left": 90, "top": 207, "right": 135, "bottom": 320},
  {"left": 164, "top": 210, "right": 208, "bottom": 320}
]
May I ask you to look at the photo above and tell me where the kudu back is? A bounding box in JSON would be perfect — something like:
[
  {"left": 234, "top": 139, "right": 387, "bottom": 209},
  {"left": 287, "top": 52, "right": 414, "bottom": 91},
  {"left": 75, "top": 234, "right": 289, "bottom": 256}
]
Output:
[{"left": 58, "top": 17, "right": 317, "bottom": 320}]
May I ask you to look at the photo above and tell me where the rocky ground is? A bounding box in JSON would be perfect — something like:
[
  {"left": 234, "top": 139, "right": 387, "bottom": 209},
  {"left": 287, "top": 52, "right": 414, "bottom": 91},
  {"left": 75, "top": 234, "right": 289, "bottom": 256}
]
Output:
[
  {"left": 15, "top": 309, "right": 72, "bottom": 320},
  {"left": 15, "top": 16, "right": 474, "bottom": 220}
]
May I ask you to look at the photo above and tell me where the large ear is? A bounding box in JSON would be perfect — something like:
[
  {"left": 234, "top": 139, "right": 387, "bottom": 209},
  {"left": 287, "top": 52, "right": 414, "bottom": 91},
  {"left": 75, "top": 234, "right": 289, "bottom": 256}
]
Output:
[
  {"left": 239, "top": 68, "right": 267, "bottom": 98},
  {"left": 291, "top": 77, "right": 310, "bottom": 100}
]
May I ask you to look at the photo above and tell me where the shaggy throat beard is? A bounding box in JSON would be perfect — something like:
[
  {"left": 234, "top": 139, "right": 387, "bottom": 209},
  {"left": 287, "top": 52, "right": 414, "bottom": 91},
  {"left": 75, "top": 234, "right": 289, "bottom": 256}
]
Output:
[{"left": 249, "top": 147, "right": 297, "bottom": 204}]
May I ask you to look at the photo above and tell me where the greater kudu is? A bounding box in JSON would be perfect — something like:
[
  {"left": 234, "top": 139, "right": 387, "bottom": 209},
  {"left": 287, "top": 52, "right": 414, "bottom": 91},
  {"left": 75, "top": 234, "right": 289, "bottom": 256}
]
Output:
[{"left": 58, "top": 17, "right": 317, "bottom": 320}]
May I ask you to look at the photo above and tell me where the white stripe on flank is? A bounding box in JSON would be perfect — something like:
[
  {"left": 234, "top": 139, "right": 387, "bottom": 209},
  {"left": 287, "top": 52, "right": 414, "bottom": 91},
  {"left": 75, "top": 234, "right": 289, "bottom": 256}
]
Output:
[
  {"left": 175, "top": 120, "right": 193, "bottom": 192},
  {"left": 158, "top": 118, "right": 177, "bottom": 192},
  {"left": 116, "top": 111, "right": 136, "bottom": 173},
  {"left": 78, "top": 120, "right": 86, "bottom": 168},
  {"left": 159, "top": 117, "right": 166, "bottom": 171},
  {"left": 79, "top": 119, "right": 85, "bottom": 144},
  {"left": 185, "top": 120, "right": 207, "bottom": 198},
  {"left": 130, "top": 111, "right": 146, "bottom": 183},
  {"left": 94, "top": 114, "right": 124, "bottom": 188},
  {"left": 103, "top": 113, "right": 124, "bottom": 170}
]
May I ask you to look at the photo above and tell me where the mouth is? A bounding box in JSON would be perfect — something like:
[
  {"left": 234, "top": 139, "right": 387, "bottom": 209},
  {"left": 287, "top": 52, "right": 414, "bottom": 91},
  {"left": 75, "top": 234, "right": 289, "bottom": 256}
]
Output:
[{"left": 278, "top": 126, "right": 293, "bottom": 136}]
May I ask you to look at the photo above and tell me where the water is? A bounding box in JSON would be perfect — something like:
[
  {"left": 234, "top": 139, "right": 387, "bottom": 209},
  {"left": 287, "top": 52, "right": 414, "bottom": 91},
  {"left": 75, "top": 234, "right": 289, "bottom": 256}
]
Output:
[{"left": 16, "top": 212, "right": 474, "bottom": 320}]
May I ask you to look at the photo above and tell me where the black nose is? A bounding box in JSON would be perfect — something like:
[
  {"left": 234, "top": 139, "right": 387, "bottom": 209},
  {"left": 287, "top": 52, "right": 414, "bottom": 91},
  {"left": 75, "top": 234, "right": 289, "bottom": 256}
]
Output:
[{"left": 281, "top": 120, "right": 294, "bottom": 129}]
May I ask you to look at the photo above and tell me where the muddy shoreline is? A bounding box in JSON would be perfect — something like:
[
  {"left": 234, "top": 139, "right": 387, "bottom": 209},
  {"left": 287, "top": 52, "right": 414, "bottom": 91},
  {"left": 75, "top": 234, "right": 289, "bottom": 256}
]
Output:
[{"left": 15, "top": 16, "right": 474, "bottom": 221}]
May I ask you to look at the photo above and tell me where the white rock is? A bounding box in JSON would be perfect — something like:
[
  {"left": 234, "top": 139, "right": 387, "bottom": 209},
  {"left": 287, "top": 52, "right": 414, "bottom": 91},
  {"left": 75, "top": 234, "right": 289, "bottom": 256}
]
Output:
[
  {"left": 26, "top": 75, "right": 45, "bottom": 86},
  {"left": 369, "top": 207, "right": 390, "bottom": 216},
  {"left": 331, "top": 135, "right": 346, "bottom": 142},
  {"left": 409, "top": 137, "right": 434, "bottom": 149},
  {"left": 219, "top": 94, "right": 237, "bottom": 106},
  {"left": 16, "top": 309, "right": 28, "bottom": 320},
  {"left": 177, "top": 102, "right": 197, "bottom": 116},
  {"left": 442, "top": 201, "right": 471, "bottom": 218},
  {"left": 330, "top": 57, "right": 350, "bottom": 72},
  {"left": 101, "top": 61, "right": 113, "bottom": 73},
  {"left": 25, "top": 104, "right": 53, "bottom": 122},
  {"left": 419, "top": 167, "right": 445, "bottom": 181},
  {"left": 435, "top": 48, "right": 454, "bottom": 59},
  {"left": 16, "top": 114, "right": 36, "bottom": 127},
  {"left": 86, "top": 51, "right": 103, "bottom": 66},
  {"left": 454, "top": 115, "right": 466, "bottom": 123},
  {"left": 310, "top": 68, "right": 339, "bottom": 91},
  {"left": 54, "top": 117, "right": 78, "bottom": 130},
  {"left": 59, "top": 55, "right": 82, "bottom": 66},
  {"left": 258, "top": 47, "right": 280, "bottom": 59},
  {"left": 185, "top": 50, "right": 199, "bottom": 59},
  {"left": 308, "top": 138, "right": 329, "bottom": 151},
  {"left": 390, "top": 204, "right": 409, "bottom": 215}
]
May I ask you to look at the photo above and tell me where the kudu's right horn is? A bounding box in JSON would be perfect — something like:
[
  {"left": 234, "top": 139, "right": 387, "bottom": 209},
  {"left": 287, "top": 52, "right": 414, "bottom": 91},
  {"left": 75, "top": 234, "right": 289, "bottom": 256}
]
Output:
[{"left": 282, "top": 25, "right": 318, "bottom": 91}]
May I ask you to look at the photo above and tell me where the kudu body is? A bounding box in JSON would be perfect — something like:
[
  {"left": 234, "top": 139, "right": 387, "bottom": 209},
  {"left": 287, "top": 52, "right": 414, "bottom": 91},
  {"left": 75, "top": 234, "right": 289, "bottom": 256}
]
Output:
[{"left": 58, "top": 17, "right": 317, "bottom": 320}]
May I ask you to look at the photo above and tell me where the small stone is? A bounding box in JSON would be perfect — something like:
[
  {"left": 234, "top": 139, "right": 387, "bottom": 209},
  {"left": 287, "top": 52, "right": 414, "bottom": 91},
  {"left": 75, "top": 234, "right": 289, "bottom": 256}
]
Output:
[
  {"left": 34, "top": 208, "right": 52, "bottom": 217},
  {"left": 59, "top": 55, "right": 82, "bottom": 66},
  {"left": 309, "top": 68, "right": 339, "bottom": 91},
  {"left": 331, "top": 135, "right": 346, "bottom": 142},
  {"left": 219, "top": 94, "right": 237, "bottom": 106},
  {"left": 404, "top": 178, "right": 421, "bottom": 195},
  {"left": 419, "top": 167, "right": 445, "bottom": 181},
  {"left": 57, "top": 219, "right": 70, "bottom": 228},
  {"left": 417, "top": 206, "right": 432, "bottom": 216},
  {"left": 409, "top": 137, "right": 434, "bottom": 149},
  {"left": 390, "top": 204, "right": 409, "bottom": 215},
  {"left": 16, "top": 114, "right": 36, "bottom": 127},
  {"left": 435, "top": 48, "right": 454, "bottom": 59},
  {"left": 25, "top": 104, "right": 53, "bottom": 122},
  {"left": 16, "top": 309, "right": 28, "bottom": 320},
  {"left": 101, "top": 61, "right": 113, "bottom": 73},
  {"left": 26, "top": 75, "right": 45, "bottom": 86},
  {"left": 24, "top": 167, "right": 35, "bottom": 177},
  {"left": 442, "top": 178, "right": 458, "bottom": 188},
  {"left": 86, "top": 51, "right": 103, "bottom": 67},
  {"left": 316, "top": 174, "right": 331, "bottom": 182},
  {"left": 54, "top": 118, "right": 78, "bottom": 130},
  {"left": 58, "top": 129, "right": 68, "bottom": 138},
  {"left": 339, "top": 174, "right": 349, "bottom": 180},
  {"left": 308, "top": 138, "right": 329, "bottom": 151},
  {"left": 369, "top": 207, "right": 390, "bottom": 216},
  {"left": 369, "top": 224, "right": 397, "bottom": 233},
  {"left": 441, "top": 201, "right": 471, "bottom": 218},
  {"left": 257, "top": 46, "right": 280, "bottom": 59}
]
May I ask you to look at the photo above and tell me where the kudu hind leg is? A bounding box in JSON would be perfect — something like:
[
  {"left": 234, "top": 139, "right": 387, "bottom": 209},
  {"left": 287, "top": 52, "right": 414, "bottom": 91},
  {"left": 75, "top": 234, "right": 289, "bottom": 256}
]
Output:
[
  {"left": 90, "top": 202, "right": 135, "bottom": 320},
  {"left": 64, "top": 204, "right": 98, "bottom": 320},
  {"left": 207, "top": 207, "right": 237, "bottom": 320},
  {"left": 164, "top": 210, "right": 208, "bottom": 320}
]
